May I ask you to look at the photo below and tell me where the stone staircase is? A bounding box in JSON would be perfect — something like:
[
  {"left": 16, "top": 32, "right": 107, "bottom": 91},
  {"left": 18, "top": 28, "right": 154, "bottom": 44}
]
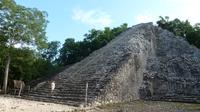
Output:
[{"left": 24, "top": 77, "right": 110, "bottom": 106}]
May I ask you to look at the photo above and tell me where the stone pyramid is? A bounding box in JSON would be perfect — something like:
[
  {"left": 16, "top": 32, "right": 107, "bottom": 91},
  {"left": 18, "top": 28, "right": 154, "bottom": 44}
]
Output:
[{"left": 26, "top": 23, "right": 200, "bottom": 106}]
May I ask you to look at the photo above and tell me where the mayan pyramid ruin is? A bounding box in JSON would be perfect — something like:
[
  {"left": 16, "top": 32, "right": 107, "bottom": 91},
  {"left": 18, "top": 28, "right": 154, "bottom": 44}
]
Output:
[{"left": 26, "top": 23, "right": 200, "bottom": 106}]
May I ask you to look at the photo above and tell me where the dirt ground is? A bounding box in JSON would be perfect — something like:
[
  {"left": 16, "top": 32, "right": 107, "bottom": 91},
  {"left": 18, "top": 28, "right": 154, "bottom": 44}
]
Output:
[
  {"left": 90, "top": 100, "right": 200, "bottom": 112},
  {"left": 0, "top": 96, "right": 77, "bottom": 112},
  {"left": 0, "top": 96, "right": 200, "bottom": 112}
]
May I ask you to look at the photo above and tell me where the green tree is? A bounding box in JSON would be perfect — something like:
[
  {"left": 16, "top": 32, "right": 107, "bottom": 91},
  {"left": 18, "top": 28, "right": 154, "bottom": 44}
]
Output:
[
  {"left": 42, "top": 41, "right": 60, "bottom": 62},
  {"left": 187, "top": 23, "right": 200, "bottom": 48},
  {"left": 157, "top": 16, "right": 200, "bottom": 48},
  {"left": 59, "top": 38, "right": 79, "bottom": 65},
  {"left": 58, "top": 23, "right": 128, "bottom": 66},
  {"left": 0, "top": 0, "right": 48, "bottom": 93},
  {"left": 9, "top": 48, "right": 36, "bottom": 81}
]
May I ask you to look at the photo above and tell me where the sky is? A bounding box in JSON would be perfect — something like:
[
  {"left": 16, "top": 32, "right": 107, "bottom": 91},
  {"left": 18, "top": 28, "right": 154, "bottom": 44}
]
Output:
[{"left": 15, "top": 0, "right": 200, "bottom": 43}]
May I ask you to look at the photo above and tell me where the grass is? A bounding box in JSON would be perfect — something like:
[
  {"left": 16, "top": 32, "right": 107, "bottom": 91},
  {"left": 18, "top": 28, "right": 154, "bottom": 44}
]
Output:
[
  {"left": 175, "top": 103, "right": 200, "bottom": 111},
  {"left": 96, "top": 100, "right": 200, "bottom": 112}
]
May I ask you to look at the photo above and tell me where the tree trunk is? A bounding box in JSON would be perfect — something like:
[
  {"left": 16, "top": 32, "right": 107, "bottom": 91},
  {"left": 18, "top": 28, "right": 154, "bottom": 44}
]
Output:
[{"left": 3, "top": 55, "right": 11, "bottom": 94}]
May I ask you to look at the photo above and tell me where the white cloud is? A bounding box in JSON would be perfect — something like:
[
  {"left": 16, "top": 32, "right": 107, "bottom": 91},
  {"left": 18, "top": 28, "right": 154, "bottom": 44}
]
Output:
[
  {"left": 135, "top": 13, "right": 157, "bottom": 24},
  {"left": 134, "top": 0, "right": 200, "bottom": 25},
  {"left": 166, "top": 0, "right": 199, "bottom": 4},
  {"left": 162, "top": 0, "right": 200, "bottom": 25},
  {"left": 72, "top": 8, "right": 112, "bottom": 28}
]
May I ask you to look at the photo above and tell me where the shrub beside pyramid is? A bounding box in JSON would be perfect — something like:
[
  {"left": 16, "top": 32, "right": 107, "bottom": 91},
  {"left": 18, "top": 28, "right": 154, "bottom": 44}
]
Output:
[{"left": 27, "top": 23, "right": 200, "bottom": 106}]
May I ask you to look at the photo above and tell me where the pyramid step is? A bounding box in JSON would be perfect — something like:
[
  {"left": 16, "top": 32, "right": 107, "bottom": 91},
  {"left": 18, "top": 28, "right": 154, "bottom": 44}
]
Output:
[
  {"left": 55, "top": 80, "right": 108, "bottom": 85},
  {"left": 31, "top": 90, "right": 86, "bottom": 94},
  {"left": 34, "top": 89, "right": 85, "bottom": 94},
  {"left": 29, "top": 92, "right": 88, "bottom": 98},
  {"left": 57, "top": 84, "right": 99, "bottom": 88},
  {"left": 23, "top": 96, "right": 84, "bottom": 106},
  {"left": 27, "top": 94, "right": 93, "bottom": 102},
  {"left": 35, "top": 88, "right": 98, "bottom": 93},
  {"left": 36, "top": 84, "right": 98, "bottom": 90},
  {"left": 57, "top": 86, "right": 97, "bottom": 89},
  {"left": 30, "top": 90, "right": 100, "bottom": 96}
]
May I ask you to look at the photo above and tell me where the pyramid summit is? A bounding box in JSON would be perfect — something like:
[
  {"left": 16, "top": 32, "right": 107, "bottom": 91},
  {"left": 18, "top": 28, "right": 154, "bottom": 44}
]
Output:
[{"left": 27, "top": 23, "right": 200, "bottom": 106}]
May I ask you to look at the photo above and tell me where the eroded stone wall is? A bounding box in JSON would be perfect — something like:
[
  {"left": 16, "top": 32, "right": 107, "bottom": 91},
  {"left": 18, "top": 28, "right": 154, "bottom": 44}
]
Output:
[
  {"left": 95, "top": 23, "right": 157, "bottom": 104},
  {"left": 140, "top": 27, "right": 200, "bottom": 102}
]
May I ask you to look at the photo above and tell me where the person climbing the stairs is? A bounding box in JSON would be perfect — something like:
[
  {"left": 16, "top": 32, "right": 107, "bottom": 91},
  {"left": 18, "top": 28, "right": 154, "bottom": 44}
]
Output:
[{"left": 51, "top": 81, "right": 55, "bottom": 96}]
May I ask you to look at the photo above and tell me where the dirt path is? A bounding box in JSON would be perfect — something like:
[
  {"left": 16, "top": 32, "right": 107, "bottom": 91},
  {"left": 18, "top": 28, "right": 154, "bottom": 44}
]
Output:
[
  {"left": 1, "top": 96, "right": 200, "bottom": 112},
  {"left": 88, "top": 100, "right": 200, "bottom": 112},
  {"left": 0, "top": 96, "right": 76, "bottom": 112}
]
